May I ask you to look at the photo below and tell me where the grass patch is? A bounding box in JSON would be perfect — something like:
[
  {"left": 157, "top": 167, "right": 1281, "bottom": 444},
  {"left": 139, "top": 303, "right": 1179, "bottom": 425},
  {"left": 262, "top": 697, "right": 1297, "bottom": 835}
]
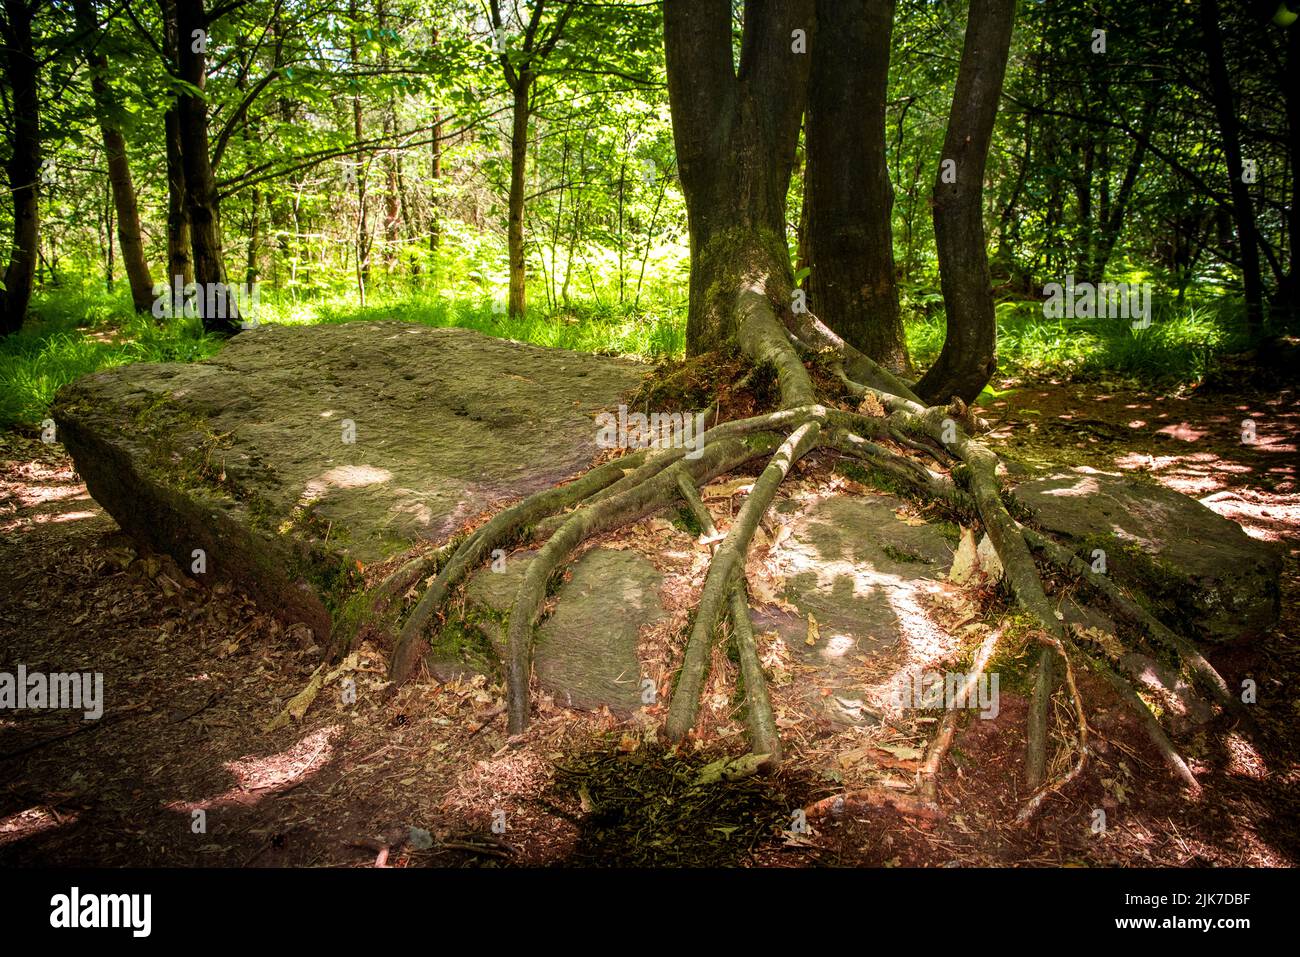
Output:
[
  {"left": 907, "top": 295, "right": 1256, "bottom": 387},
  {"left": 0, "top": 285, "right": 219, "bottom": 428},
  {"left": 1, "top": 276, "right": 1270, "bottom": 431},
  {"left": 264, "top": 289, "right": 686, "bottom": 360}
]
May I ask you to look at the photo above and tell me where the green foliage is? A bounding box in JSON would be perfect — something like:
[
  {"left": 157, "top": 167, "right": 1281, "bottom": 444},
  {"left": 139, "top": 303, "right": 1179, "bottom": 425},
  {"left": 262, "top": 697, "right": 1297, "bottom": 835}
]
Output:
[
  {"left": 908, "top": 294, "right": 1255, "bottom": 387},
  {"left": 1, "top": 0, "right": 1291, "bottom": 419}
]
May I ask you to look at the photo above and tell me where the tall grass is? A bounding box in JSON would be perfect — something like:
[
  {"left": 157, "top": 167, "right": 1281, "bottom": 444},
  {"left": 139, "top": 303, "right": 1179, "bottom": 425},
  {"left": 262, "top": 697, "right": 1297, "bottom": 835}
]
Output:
[
  {"left": 907, "top": 295, "right": 1254, "bottom": 386},
  {"left": 0, "top": 285, "right": 220, "bottom": 427},
  {"left": 0, "top": 270, "right": 1266, "bottom": 430},
  {"left": 264, "top": 290, "right": 687, "bottom": 360}
]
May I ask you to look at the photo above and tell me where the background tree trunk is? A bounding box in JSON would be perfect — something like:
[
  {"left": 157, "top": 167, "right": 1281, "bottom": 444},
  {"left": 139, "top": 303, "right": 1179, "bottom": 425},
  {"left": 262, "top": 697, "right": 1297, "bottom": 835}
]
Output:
[
  {"left": 162, "top": 0, "right": 192, "bottom": 297},
  {"left": 805, "top": 0, "right": 908, "bottom": 372},
  {"left": 73, "top": 0, "right": 153, "bottom": 313},
  {"left": 1198, "top": 0, "right": 1264, "bottom": 329},
  {"left": 507, "top": 79, "right": 530, "bottom": 317},
  {"left": 0, "top": 0, "right": 42, "bottom": 335},
  {"left": 175, "top": 0, "right": 239, "bottom": 333},
  {"left": 164, "top": 106, "right": 193, "bottom": 293},
  {"left": 915, "top": 0, "right": 1016, "bottom": 405}
]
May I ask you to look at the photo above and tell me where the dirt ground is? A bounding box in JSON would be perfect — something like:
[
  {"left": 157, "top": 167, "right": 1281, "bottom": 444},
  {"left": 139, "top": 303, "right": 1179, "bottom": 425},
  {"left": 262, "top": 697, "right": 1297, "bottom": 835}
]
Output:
[{"left": 1, "top": 361, "right": 1297, "bottom": 868}]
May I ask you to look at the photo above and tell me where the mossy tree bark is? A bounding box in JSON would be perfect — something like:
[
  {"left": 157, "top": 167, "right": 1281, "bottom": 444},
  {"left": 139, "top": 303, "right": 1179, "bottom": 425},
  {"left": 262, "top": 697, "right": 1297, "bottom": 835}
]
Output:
[{"left": 665, "top": 0, "right": 813, "bottom": 355}]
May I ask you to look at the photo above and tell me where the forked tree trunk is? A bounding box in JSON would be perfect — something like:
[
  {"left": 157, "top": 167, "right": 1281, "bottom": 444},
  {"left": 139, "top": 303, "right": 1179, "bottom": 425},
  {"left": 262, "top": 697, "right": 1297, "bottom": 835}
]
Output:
[
  {"left": 666, "top": 0, "right": 813, "bottom": 354},
  {"left": 914, "top": 0, "right": 1016, "bottom": 405},
  {"left": 805, "top": 0, "right": 908, "bottom": 371},
  {"left": 175, "top": 0, "right": 240, "bottom": 334},
  {"left": 0, "top": 0, "right": 41, "bottom": 336},
  {"left": 73, "top": 0, "right": 154, "bottom": 313}
]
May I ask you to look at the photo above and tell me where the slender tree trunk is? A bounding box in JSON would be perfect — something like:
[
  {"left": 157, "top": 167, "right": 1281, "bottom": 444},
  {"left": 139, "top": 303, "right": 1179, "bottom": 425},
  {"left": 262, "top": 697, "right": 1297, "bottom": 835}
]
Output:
[
  {"left": 1088, "top": 97, "right": 1155, "bottom": 284},
  {"left": 429, "top": 27, "right": 442, "bottom": 255},
  {"left": 805, "top": 0, "right": 908, "bottom": 371},
  {"left": 104, "top": 179, "right": 115, "bottom": 286},
  {"left": 162, "top": 0, "right": 192, "bottom": 299},
  {"left": 350, "top": 0, "right": 370, "bottom": 302},
  {"left": 915, "top": 0, "right": 1016, "bottom": 405},
  {"left": 507, "top": 78, "right": 531, "bottom": 317},
  {"left": 245, "top": 188, "right": 261, "bottom": 288},
  {"left": 175, "top": 0, "right": 239, "bottom": 333},
  {"left": 0, "top": 0, "right": 42, "bottom": 335},
  {"left": 73, "top": 0, "right": 153, "bottom": 312},
  {"left": 164, "top": 106, "right": 193, "bottom": 293},
  {"left": 380, "top": 0, "right": 399, "bottom": 272},
  {"left": 1198, "top": 0, "right": 1264, "bottom": 329}
]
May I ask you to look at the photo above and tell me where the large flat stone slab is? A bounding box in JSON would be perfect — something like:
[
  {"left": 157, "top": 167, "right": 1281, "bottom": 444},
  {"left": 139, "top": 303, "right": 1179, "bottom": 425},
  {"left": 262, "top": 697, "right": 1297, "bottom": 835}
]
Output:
[
  {"left": 754, "top": 494, "right": 959, "bottom": 727},
  {"left": 52, "top": 323, "right": 644, "bottom": 642},
  {"left": 449, "top": 548, "right": 667, "bottom": 714},
  {"left": 1011, "top": 467, "right": 1282, "bottom": 643}
]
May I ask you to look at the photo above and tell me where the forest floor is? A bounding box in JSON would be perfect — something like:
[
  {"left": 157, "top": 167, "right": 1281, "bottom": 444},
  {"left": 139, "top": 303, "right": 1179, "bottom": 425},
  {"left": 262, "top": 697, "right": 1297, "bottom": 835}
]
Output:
[{"left": 1, "top": 357, "right": 1297, "bottom": 868}]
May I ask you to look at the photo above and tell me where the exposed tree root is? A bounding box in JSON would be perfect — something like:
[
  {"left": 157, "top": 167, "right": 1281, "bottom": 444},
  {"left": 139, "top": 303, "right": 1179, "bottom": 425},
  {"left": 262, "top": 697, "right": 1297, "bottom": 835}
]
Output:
[
  {"left": 664, "top": 416, "right": 824, "bottom": 742},
  {"left": 804, "top": 788, "right": 945, "bottom": 823},
  {"left": 728, "top": 585, "right": 782, "bottom": 765},
  {"left": 503, "top": 433, "right": 784, "bottom": 734},
  {"left": 1017, "top": 632, "right": 1089, "bottom": 823},
  {"left": 1082, "top": 648, "right": 1202, "bottom": 793},
  {"left": 1021, "top": 526, "right": 1242, "bottom": 717},
  {"left": 381, "top": 287, "right": 1213, "bottom": 819},
  {"left": 672, "top": 453, "right": 782, "bottom": 764},
  {"left": 802, "top": 324, "right": 1207, "bottom": 803},
  {"left": 390, "top": 449, "right": 654, "bottom": 683},
  {"left": 918, "top": 626, "right": 1001, "bottom": 805}
]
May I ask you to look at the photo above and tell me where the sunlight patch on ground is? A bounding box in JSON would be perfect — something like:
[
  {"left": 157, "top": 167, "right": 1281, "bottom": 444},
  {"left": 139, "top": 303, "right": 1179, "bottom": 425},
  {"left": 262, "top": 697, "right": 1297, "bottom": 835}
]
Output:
[
  {"left": 165, "top": 725, "right": 339, "bottom": 811},
  {"left": 301, "top": 465, "right": 394, "bottom": 503},
  {"left": 0, "top": 806, "right": 80, "bottom": 848}
]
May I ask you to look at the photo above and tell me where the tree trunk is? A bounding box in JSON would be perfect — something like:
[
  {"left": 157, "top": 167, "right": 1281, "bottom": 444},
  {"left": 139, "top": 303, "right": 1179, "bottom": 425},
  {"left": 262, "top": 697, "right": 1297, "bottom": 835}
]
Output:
[
  {"left": 0, "top": 0, "right": 41, "bottom": 336},
  {"left": 805, "top": 0, "right": 908, "bottom": 371},
  {"left": 1199, "top": 0, "right": 1264, "bottom": 329},
  {"left": 914, "top": 0, "right": 1016, "bottom": 405},
  {"left": 245, "top": 188, "right": 261, "bottom": 288},
  {"left": 175, "top": 0, "right": 239, "bottom": 333},
  {"left": 666, "top": 0, "right": 813, "bottom": 354},
  {"left": 349, "top": 0, "right": 370, "bottom": 303},
  {"left": 380, "top": 0, "right": 399, "bottom": 272},
  {"left": 73, "top": 0, "right": 153, "bottom": 313},
  {"left": 1087, "top": 96, "right": 1155, "bottom": 285},
  {"left": 507, "top": 78, "right": 531, "bottom": 317},
  {"left": 428, "top": 28, "right": 442, "bottom": 255},
  {"left": 161, "top": 0, "right": 193, "bottom": 299},
  {"left": 164, "top": 107, "right": 194, "bottom": 293}
]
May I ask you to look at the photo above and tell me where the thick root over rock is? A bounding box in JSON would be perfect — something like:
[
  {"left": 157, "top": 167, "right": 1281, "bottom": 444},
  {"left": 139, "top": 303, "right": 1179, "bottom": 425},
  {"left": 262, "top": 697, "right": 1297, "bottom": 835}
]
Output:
[{"left": 385, "top": 282, "right": 1217, "bottom": 820}]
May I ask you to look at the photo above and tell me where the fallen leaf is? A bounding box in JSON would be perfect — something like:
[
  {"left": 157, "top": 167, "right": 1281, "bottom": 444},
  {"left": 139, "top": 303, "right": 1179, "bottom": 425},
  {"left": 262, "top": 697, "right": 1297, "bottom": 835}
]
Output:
[
  {"left": 949, "top": 526, "right": 979, "bottom": 584},
  {"left": 805, "top": 613, "right": 820, "bottom": 646}
]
